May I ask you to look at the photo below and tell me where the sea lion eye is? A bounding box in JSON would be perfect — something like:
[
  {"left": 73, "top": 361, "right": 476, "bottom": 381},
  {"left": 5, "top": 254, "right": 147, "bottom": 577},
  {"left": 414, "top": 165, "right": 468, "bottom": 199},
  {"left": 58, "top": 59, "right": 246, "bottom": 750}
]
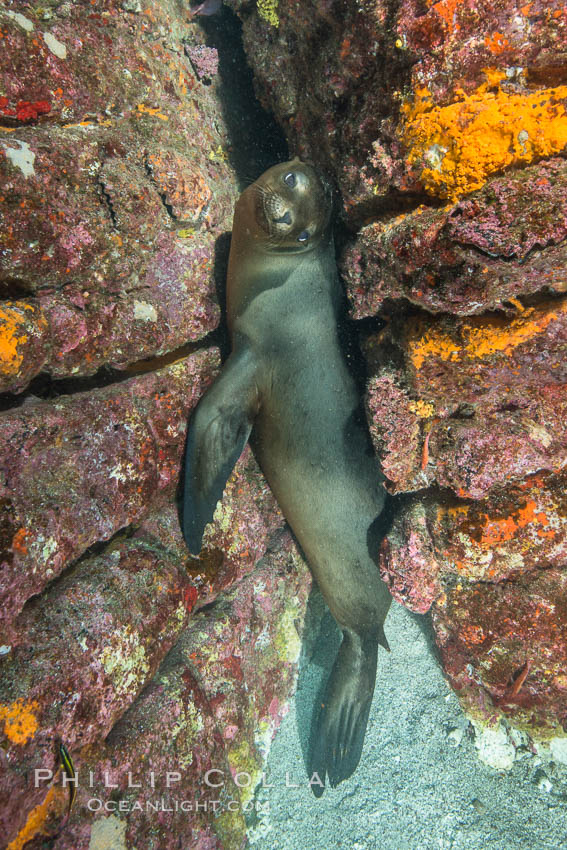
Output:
[
  {"left": 297, "top": 230, "right": 309, "bottom": 243},
  {"left": 284, "top": 172, "right": 296, "bottom": 188}
]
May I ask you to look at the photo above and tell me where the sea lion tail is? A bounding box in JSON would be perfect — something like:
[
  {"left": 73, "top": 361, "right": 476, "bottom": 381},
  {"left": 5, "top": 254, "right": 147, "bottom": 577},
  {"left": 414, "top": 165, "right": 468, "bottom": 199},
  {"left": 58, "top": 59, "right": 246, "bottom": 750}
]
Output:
[{"left": 308, "top": 631, "right": 379, "bottom": 795}]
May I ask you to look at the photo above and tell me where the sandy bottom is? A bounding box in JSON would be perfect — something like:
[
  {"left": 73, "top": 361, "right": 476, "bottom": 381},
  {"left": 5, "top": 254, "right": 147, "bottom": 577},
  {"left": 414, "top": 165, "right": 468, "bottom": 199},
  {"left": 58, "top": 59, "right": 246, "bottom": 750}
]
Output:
[{"left": 248, "top": 592, "right": 567, "bottom": 850}]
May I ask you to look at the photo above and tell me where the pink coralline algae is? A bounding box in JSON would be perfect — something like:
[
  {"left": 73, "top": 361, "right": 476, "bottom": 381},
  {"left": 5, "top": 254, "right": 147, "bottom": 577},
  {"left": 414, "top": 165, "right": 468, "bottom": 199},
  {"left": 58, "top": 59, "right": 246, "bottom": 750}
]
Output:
[
  {"left": 0, "top": 0, "right": 239, "bottom": 393},
  {"left": 186, "top": 45, "right": 220, "bottom": 81},
  {"left": 342, "top": 159, "right": 567, "bottom": 319},
  {"left": 0, "top": 348, "right": 220, "bottom": 643},
  {"left": 370, "top": 294, "right": 567, "bottom": 734},
  {"left": 433, "top": 569, "right": 567, "bottom": 735},
  {"left": 0, "top": 2, "right": 317, "bottom": 846},
  {"left": 3, "top": 535, "right": 310, "bottom": 850}
]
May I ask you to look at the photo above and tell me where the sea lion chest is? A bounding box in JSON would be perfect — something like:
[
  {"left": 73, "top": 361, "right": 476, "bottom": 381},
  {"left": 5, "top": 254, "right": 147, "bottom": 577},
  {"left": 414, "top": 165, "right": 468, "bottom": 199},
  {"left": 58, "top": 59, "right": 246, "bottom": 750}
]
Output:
[
  {"left": 229, "top": 242, "right": 377, "bottom": 538},
  {"left": 231, "top": 244, "right": 357, "bottom": 458}
]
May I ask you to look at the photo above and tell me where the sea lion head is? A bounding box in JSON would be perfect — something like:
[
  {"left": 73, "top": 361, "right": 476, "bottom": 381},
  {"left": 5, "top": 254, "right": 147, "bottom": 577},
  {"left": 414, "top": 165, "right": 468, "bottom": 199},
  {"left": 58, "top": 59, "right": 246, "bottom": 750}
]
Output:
[{"left": 242, "top": 157, "right": 332, "bottom": 253}]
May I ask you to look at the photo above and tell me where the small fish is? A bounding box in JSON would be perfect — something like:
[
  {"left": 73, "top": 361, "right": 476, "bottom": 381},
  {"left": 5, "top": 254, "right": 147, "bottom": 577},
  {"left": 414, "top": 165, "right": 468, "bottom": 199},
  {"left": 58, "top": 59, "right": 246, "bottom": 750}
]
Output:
[
  {"left": 189, "top": 0, "right": 222, "bottom": 17},
  {"left": 508, "top": 659, "right": 531, "bottom": 697},
  {"left": 59, "top": 742, "right": 77, "bottom": 816}
]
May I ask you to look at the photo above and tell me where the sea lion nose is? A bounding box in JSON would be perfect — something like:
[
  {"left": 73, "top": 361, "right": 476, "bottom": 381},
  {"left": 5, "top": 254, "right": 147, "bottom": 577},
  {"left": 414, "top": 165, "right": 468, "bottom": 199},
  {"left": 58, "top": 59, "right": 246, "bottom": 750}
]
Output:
[{"left": 273, "top": 211, "right": 292, "bottom": 225}]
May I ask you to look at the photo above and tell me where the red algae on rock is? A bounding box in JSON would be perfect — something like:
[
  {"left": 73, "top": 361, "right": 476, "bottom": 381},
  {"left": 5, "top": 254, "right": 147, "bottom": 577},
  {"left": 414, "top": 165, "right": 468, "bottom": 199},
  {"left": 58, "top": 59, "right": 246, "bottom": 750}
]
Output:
[
  {"left": 0, "top": 2, "right": 313, "bottom": 847},
  {"left": 342, "top": 158, "right": 567, "bottom": 318},
  {"left": 0, "top": 348, "right": 220, "bottom": 643},
  {"left": 0, "top": 0, "right": 239, "bottom": 393},
  {"left": 364, "top": 250, "right": 566, "bottom": 741},
  {"left": 9, "top": 536, "right": 311, "bottom": 850},
  {"left": 433, "top": 569, "right": 567, "bottom": 736}
]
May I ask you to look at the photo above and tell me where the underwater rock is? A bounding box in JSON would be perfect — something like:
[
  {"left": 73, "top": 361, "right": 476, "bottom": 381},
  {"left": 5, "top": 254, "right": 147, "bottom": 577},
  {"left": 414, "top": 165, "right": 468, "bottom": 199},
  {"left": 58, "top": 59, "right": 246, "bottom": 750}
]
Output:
[
  {"left": 0, "top": 2, "right": 302, "bottom": 847},
  {"left": 0, "top": 348, "right": 220, "bottom": 643},
  {"left": 365, "top": 298, "right": 567, "bottom": 498},
  {"left": 373, "top": 293, "right": 567, "bottom": 740},
  {"left": 433, "top": 569, "right": 567, "bottom": 738},
  {"left": 0, "top": 0, "right": 237, "bottom": 392},
  {"left": 342, "top": 159, "right": 567, "bottom": 317},
  {"left": 0, "top": 230, "right": 220, "bottom": 394},
  {"left": 1, "top": 0, "right": 565, "bottom": 843},
  {"left": 0, "top": 508, "right": 197, "bottom": 846},
  {"left": 0, "top": 497, "right": 287, "bottom": 848},
  {"left": 4, "top": 534, "right": 310, "bottom": 850}
]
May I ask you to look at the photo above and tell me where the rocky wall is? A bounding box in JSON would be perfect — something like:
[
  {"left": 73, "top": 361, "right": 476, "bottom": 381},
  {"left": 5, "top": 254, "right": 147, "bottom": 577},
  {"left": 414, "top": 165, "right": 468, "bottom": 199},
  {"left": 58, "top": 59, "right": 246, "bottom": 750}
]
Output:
[
  {"left": 4, "top": 533, "right": 310, "bottom": 850},
  {"left": 0, "top": 0, "right": 233, "bottom": 394}
]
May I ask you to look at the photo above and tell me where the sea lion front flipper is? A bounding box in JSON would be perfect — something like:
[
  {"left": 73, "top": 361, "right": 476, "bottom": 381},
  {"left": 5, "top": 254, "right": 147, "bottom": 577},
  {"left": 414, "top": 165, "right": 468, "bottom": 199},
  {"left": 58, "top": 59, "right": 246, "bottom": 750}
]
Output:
[
  {"left": 182, "top": 348, "right": 260, "bottom": 554},
  {"left": 309, "top": 631, "right": 378, "bottom": 795}
]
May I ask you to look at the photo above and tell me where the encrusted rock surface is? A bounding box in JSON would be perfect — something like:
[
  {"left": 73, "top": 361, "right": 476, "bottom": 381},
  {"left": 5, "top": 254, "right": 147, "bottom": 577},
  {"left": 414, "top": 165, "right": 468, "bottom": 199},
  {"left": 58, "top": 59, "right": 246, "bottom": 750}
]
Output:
[
  {"left": 0, "top": 0, "right": 235, "bottom": 393},
  {"left": 342, "top": 159, "right": 567, "bottom": 317},
  {"left": 0, "top": 348, "right": 219, "bottom": 642},
  {"left": 370, "top": 281, "right": 567, "bottom": 739},
  {"left": 0, "top": 2, "right": 300, "bottom": 848},
  {"left": 6, "top": 534, "right": 310, "bottom": 850},
  {"left": 0, "top": 443, "right": 284, "bottom": 847}
]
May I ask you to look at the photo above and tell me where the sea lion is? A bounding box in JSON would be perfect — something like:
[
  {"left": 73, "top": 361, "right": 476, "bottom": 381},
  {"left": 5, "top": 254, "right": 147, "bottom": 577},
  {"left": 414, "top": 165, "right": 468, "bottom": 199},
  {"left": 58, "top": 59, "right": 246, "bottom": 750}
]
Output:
[{"left": 182, "top": 158, "right": 392, "bottom": 792}]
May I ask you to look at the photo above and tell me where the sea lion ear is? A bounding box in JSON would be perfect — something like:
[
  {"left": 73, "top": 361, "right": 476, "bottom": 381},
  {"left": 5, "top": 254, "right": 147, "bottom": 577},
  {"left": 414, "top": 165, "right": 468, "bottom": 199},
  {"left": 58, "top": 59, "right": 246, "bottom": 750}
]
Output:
[{"left": 182, "top": 350, "right": 260, "bottom": 554}]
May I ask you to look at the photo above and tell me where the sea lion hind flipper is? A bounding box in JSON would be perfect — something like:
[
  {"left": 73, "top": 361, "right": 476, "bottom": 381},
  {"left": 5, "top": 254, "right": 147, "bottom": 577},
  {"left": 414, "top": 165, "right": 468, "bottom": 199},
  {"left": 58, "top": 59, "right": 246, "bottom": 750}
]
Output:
[
  {"left": 308, "top": 633, "right": 378, "bottom": 795},
  {"left": 182, "top": 350, "right": 260, "bottom": 554},
  {"left": 377, "top": 625, "right": 390, "bottom": 652}
]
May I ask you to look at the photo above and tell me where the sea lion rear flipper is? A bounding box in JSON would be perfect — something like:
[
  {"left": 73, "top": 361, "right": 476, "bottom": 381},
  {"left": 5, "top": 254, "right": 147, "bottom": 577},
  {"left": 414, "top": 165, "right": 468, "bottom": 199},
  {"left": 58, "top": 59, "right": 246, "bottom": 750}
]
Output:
[
  {"left": 309, "top": 632, "right": 379, "bottom": 795},
  {"left": 182, "top": 349, "right": 260, "bottom": 554}
]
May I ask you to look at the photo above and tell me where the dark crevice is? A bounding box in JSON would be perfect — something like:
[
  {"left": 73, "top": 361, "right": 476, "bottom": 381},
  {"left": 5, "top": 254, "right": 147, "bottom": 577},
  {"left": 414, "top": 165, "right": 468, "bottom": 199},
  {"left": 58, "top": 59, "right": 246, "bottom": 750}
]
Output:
[
  {"left": 439, "top": 561, "right": 559, "bottom": 595},
  {"left": 12, "top": 522, "right": 137, "bottom": 628},
  {"left": 505, "top": 289, "right": 567, "bottom": 311},
  {"left": 340, "top": 189, "right": 447, "bottom": 233},
  {"left": 348, "top": 154, "right": 567, "bottom": 234},
  {"left": 0, "top": 331, "right": 221, "bottom": 412},
  {"left": 119, "top": 330, "right": 222, "bottom": 374},
  {"left": 342, "top": 267, "right": 567, "bottom": 348},
  {"left": 0, "top": 277, "right": 37, "bottom": 300},
  {"left": 97, "top": 179, "right": 118, "bottom": 228},
  {"left": 195, "top": 7, "right": 289, "bottom": 186},
  {"left": 0, "top": 368, "right": 127, "bottom": 413},
  {"left": 452, "top": 232, "right": 567, "bottom": 265},
  {"left": 142, "top": 155, "right": 178, "bottom": 222}
]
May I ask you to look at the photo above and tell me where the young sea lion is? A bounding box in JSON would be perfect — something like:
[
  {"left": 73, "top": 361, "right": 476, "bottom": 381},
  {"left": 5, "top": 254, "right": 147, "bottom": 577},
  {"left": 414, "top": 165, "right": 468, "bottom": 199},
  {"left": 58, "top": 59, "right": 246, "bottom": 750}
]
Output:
[{"left": 182, "top": 158, "right": 392, "bottom": 792}]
